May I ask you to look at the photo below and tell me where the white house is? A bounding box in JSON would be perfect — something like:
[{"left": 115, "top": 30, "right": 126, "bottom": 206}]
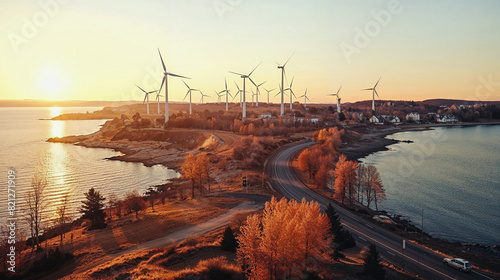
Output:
[
  {"left": 405, "top": 112, "right": 420, "bottom": 122},
  {"left": 369, "top": 115, "right": 386, "bottom": 124},
  {"left": 436, "top": 114, "right": 457, "bottom": 123},
  {"left": 388, "top": 115, "right": 401, "bottom": 123},
  {"left": 260, "top": 113, "right": 272, "bottom": 119}
]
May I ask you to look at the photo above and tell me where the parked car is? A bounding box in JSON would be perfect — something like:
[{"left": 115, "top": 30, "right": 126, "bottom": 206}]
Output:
[{"left": 443, "top": 258, "right": 472, "bottom": 272}]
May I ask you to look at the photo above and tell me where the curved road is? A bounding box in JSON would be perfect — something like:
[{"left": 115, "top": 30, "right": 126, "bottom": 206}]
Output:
[{"left": 268, "top": 139, "right": 496, "bottom": 280}]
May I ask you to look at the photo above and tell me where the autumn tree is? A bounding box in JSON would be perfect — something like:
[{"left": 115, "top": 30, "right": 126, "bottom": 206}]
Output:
[
  {"left": 124, "top": 190, "right": 147, "bottom": 218},
  {"left": 237, "top": 197, "right": 331, "bottom": 280},
  {"left": 80, "top": 188, "right": 107, "bottom": 230},
  {"left": 144, "top": 186, "right": 159, "bottom": 212},
  {"left": 56, "top": 192, "right": 72, "bottom": 246},
  {"left": 363, "top": 165, "right": 386, "bottom": 210},
  {"left": 298, "top": 149, "right": 314, "bottom": 179},
  {"left": 181, "top": 153, "right": 198, "bottom": 198},
  {"left": 363, "top": 244, "right": 386, "bottom": 280},
  {"left": 356, "top": 164, "right": 366, "bottom": 204},
  {"left": 334, "top": 155, "right": 358, "bottom": 205},
  {"left": 181, "top": 152, "right": 211, "bottom": 198},
  {"left": 25, "top": 176, "right": 47, "bottom": 250}
]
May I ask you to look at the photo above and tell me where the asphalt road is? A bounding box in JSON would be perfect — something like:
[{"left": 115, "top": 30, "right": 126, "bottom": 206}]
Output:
[{"left": 268, "top": 139, "right": 497, "bottom": 280}]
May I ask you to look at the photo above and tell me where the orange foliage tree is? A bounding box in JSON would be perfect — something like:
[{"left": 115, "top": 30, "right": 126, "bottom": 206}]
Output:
[
  {"left": 237, "top": 197, "right": 331, "bottom": 280},
  {"left": 362, "top": 165, "right": 386, "bottom": 210},
  {"left": 181, "top": 152, "right": 210, "bottom": 198},
  {"left": 333, "top": 154, "right": 358, "bottom": 205},
  {"left": 298, "top": 127, "right": 344, "bottom": 188}
]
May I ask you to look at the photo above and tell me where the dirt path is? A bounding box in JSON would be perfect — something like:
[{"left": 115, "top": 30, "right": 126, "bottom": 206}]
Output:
[{"left": 53, "top": 201, "right": 262, "bottom": 279}]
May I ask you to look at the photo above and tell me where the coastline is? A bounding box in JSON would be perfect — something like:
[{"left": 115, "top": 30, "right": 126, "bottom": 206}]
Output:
[
  {"left": 337, "top": 123, "right": 500, "bottom": 271},
  {"left": 341, "top": 121, "right": 500, "bottom": 162}
]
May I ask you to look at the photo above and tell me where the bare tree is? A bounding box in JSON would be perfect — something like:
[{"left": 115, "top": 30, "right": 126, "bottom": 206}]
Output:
[
  {"left": 25, "top": 176, "right": 47, "bottom": 251},
  {"left": 56, "top": 192, "right": 72, "bottom": 246}
]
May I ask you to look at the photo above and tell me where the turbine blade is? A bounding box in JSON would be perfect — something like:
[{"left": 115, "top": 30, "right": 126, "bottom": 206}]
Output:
[
  {"left": 374, "top": 77, "right": 381, "bottom": 88},
  {"left": 143, "top": 94, "right": 147, "bottom": 103},
  {"left": 229, "top": 71, "right": 244, "bottom": 76},
  {"left": 157, "top": 48, "right": 166, "bottom": 72},
  {"left": 374, "top": 89, "right": 380, "bottom": 99},
  {"left": 258, "top": 81, "right": 266, "bottom": 87},
  {"left": 183, "top": 91, "right": 189, "bottom": 101},
  {"left": 289, "top": 76, "right": 294, "bottom": 87},
  {"left": 158, "top": 76, "right": 165, "bottom": 93},
  {"left": 136, "top": 85, "right": 148, "bottom": 93},
  {"left": 168, "top": 72, "right": 190, "bottom": 79},
  {"left": 362, "top": 88, "right": 373, "bottom": 91},
  {"left": 234, "top": 80, "right": 240, "bottom": 90},
  {"left": 248, "top": 77, "right": 257, "bottom": 87},
  {"left": 182, "top": 80, "right": 190, "bottom": 89},
  {"left": 248, "top": 62, "right": 261, "bottom": 76},
  {"left": 224, "top": 78, "right": 228, "bottom": 90},
  {"left": 283, "top": 51, "right": 295, "bottom": 67},
  {"left": 337, "top": 86, "right": 342, "bottom": 95}
]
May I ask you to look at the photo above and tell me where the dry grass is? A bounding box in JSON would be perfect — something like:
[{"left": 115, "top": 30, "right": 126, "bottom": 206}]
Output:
[{"left": 26, "top": 196, "right": 243, "bottom": 273}]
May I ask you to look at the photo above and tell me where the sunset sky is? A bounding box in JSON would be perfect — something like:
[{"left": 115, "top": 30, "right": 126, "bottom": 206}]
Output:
[{"left": 1, "top": 0, "right": 499, "bottom": 103}]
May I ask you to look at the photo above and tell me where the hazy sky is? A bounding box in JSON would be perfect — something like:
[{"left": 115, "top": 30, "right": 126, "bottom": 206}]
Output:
[{"left": 1, "top": 0, "right": 499, "bottom": 103}]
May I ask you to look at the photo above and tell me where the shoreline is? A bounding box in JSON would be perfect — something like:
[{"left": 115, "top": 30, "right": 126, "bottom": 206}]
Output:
[
  {"left": 339, "top": 123, "right": 500, "bottom": 248},
  {"left": 341, "top": 121, "right": 500, "bottom": 162}
]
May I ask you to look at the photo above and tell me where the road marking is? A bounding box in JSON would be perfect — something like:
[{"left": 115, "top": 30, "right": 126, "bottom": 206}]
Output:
[
  {"left": 365, "top": 223, "right": 373, "bottom": 228},
  {"left": 359, "top": 237, "right": 367, "bottom": 242},
  {"left": 343, "top": 225, "right": 455, "bottom": 280},
  {"left": 472, "top": 270, "right": 494, "bottom": 280},
  {"left": 386, "top": 251, "right": 395, "bottom": 256},
  {"left": 351, "top": 217, "right": 360, "bottom": 222}
]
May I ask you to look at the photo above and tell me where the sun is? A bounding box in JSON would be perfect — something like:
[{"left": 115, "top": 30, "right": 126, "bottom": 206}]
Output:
[{"left": 36, "top": 67, "right": 69, "bottom": 100}]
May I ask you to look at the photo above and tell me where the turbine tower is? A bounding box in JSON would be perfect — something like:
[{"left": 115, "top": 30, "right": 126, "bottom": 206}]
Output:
[
  {"left": 182, "top": 80, "right": 199, "bottom": 115},
  {"left": 218, "top": 79, "right": 232, "bottom": 111},
  {"left": 157, "top": 48, "right": 189, "bottom": 123},
  {"left": 263, "top": 87, "right": 276, "bottom": 104},
  {"left": 328, "top": 86, "right": 342, "bottom": 113},
  {"left": 230, "top": 62, "right": 261, "bottom": 119},
  {"left": 136, "top": 85, "right": 157, "bottom": 115},
  {"left": 277, "top": 52, "right": 294, "bottom": 116},
  {"left": 298, "top": 88, "right": 310, "bottom": 109},
  {"left": 363, "top": 78, "right": 381, "bottom": 113},
  {"left": 154, "top": 91, "right": 163, "bottom": 114},
  {"left": 286, "top": 77, "right": 296, "bottom": 111}
]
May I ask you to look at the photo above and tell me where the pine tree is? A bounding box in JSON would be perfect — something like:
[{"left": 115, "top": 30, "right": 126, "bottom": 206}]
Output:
[
  {"left": 221, "top": 226, "right": 238, "bottom": 252},
  {"left": 326, "top": 203, "right": 356, "bottom": 251},
  {"left": 80, "top": 188, "right": 107, "bottom": 230},
  {"left": 363, "top": 244, "right": 386, "bottom": 280}
]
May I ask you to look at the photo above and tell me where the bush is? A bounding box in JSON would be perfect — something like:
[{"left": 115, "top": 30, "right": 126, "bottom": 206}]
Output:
[{"left": 26, "top": 248, "right": 74, "bottom": 276}]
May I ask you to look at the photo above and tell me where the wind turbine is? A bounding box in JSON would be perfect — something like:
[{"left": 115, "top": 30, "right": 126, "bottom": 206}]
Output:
[
  {"left": 363, "top": 77, "right": 381, "bottom": 113},
  {"left": 263, "top": 88, "right": 276, "bottom": 104},
  {"left": 232, "top": 81, "right": 243, "bottom": 107},
  {"left": 298, "top": 88, "right": 310, "bottom": 109},
  {"left": 154, "top": 91, "right": 163, "bottom": 114},
  {"left": 198, "top": 90, "right": 210, "bottom": 104},
  {"left": 214, "top": 90, "right": 223, "bottom": 104},
  {"left": 182, "top": 80, "right": 199, "bottom": 115},
  {"left": 217, "top": 78, "right": 232, "bottom": 111},
  {"left": 254, "top": 81, "right": 266, "bottom": 107},
  {"left": 157, "top": 48, "right": 190, "bottom": 123},
  {"left": 328, "top": 86, "right": 342, "bottom": 113},
  {"left": 136, "top": 85, "right": 157, "bottom": 115},
  {"left": 285, "top": 77, "right": 296, "bottom": 111},
  {"left": 230, "top": 62, "right": 261, "bottom": 119},
  {"left": 277, "top": 52, "right": 294, "bottom": 116}
]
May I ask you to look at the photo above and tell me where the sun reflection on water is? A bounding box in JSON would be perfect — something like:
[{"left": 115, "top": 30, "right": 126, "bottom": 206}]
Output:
[{"left": 49, "top": 107, "right": 66, "bottom": 138}]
